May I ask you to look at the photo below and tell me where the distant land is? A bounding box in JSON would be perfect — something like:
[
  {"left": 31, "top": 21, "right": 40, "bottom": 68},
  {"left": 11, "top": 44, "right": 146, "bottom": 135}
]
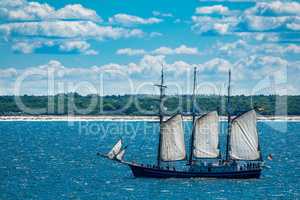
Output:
[{"left": 0, "top": 94, "right": 299, "bottom": 116}]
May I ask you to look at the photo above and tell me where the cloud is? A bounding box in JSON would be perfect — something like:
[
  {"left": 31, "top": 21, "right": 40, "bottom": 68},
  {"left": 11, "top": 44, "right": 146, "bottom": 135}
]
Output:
[
  {"left": 191, "top": 1, "right": 300, "bottom": 37},
  {"left": 59, "top": 40, "right": 98, "bottom": 55},
  {"left": 239, "top": 15, "right": 292, "bottom": 32},
  {"left": 0, "top": 21, "right": 144, "bottom": 40},
  {"left": 3, "top": 56, "right": 229, "bottom": 80},
  {"left": 236, "top": 32, "right": 280, "bottom": 42},
  {"left": 109, "top": 14, "right": 162, "bottom": 26},
  {"left": 200, "top": 58, "right": 232, "bottom": 73},
  {"left": 195, "top": 5, "right": 229, "bottom": 15},
  {"left": 233, "top": 55, "right": 290, "bottom": 84},
  {"left": 152, "top": 11, "right": 173, "bottom": 17},
  {"left": 116, "top": 45, "right": 200, "bottom": 56},
  {"left": 152, "top": 47, "right": 173, "bottom": 55},
  {"left": 285, "top": 44, "right": 300, "bottom": 54},
  {"left": 0, "top": 0, "right": 102, "bottom": 22},
  {"left": 116, "top": 48, "right": 146, "bottom": 56},
  {"left": 0, "top": 0, "right": 145, "bottom": 55},
  {"left": 2, "top": 55, "right": 300, "bottom": 95},
  {"left": 287, "top": 22, "right": 300, "bottom": 31},
  {"left": 153, "top": 45, "right": 200, "bottom": 55},
  {"left": 149, "top": 32, "right": 163, "bottom": 37},
  {"left": 245, "top": 1, "right": 300, "bottom": 16},
  {"left": 0, "top": 68, "right": 18, "bottom": 78},
  {"left": 238, "top": 2, "right": 300, "bottom": 32},
  {"left": 53, "top": 4, "right": 101, "bottom": 22},
  {"left": 191, "top": 16, "right": 238, "bottom": 35},
  {"left": 12, "top": 40, "right": 98, "bottom": 55},
  {"left": 215, "top": 40, "right": 300, "bottom": 58},
  {"left": 12, "top": 41, "right": 43, "bottom": 54}
]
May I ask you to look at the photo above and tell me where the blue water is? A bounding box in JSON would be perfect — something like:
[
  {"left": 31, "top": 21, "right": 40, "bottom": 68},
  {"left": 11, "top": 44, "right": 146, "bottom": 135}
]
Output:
[{"left": 0, "top": 121, "right": 299, "bottom": 199}]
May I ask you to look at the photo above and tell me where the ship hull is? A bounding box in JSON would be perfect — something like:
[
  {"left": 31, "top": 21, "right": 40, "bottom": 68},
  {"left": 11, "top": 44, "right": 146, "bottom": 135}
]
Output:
[{"left": 128, "top": 163, "right": 261, "bottom": 179}]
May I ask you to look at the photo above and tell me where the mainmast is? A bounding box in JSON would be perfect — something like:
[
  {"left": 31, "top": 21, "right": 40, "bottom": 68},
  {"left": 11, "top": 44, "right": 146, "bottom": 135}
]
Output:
[
  {"left": 189, "top": 67, "right": 197, "bottom": 165},
  {"left": 155, "top": 65, "right": 167, "bottom": 166},
  {"left": 225, "top": 69, "right": 231, "bottom": 161}
]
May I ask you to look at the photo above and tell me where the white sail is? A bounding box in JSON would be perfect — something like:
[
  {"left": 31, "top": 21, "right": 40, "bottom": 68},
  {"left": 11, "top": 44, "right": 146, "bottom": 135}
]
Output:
[
  {"left": 116, "top": 149, "right": 125, "bottom": 161},
  {"left": 230, "top": 110, "right": 260, "bottom": 160},
  {"left": 107, "top": 139, "right": 122, "bottom": 159},
  {"left": 193, "top": 111, "right": 219, "bottom": 158},
  {"left": 160, "top": 114, "right": 186, "bottom": 161}
]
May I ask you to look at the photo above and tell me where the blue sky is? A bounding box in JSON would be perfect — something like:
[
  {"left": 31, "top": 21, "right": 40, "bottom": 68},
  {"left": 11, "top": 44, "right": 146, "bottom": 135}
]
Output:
[{"left": 0, "top": 0, "right": 300, "bottom": 95}]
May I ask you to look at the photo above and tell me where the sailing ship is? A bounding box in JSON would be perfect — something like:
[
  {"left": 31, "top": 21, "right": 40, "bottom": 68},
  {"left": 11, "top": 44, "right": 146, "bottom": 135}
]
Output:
[{"left": 100, "top": 67, "right": 263, "bottom": 179}]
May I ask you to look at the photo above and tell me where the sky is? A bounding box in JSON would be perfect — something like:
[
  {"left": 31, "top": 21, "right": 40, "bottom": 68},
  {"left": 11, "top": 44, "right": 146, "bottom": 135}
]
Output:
[{"left": 0, "top": 0, "right": 300, "bottom": 96}]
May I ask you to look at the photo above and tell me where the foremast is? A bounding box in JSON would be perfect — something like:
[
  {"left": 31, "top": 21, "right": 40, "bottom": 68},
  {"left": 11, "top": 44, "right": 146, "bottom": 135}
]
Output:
[{"left": 155, "top": 65, "right": 167, "bottom": 166}]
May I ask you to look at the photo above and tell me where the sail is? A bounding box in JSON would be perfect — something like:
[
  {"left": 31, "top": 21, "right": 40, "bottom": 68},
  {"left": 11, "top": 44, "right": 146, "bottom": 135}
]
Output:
[
  {"left": 193, "top": 111, "right": 219, "bottom": 158},
  {"left": 160, "top": 114, "right": 186, "bottom": 161},
  {"left": 230, "top": 110, "right": 260, "bottom": 160},
  {"left": 116, "top": 149, "right": 125, "bottom": 161},
  {"left": 107, "top": 139, "right": 122, "bottom": 159}
]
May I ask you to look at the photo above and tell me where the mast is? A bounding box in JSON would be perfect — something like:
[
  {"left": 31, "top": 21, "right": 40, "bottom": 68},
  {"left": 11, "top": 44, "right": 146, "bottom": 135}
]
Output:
[
  {"left": 155, "top": 64, "right": 167, "bottom": 166},
  {"left": 225, "top": 69, "right": 231, "bottom": 161},
  {"left": 217, "top": 91, "right": 221, "bottom": 159},
  {"left": 189, "top": 67, "right": 197, "bottom": 165}
]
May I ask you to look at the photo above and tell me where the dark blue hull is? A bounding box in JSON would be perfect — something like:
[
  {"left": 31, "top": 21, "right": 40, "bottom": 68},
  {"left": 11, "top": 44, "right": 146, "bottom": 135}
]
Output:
[{"left": 128, "top": 163, "right": 261, "bottom": 179}]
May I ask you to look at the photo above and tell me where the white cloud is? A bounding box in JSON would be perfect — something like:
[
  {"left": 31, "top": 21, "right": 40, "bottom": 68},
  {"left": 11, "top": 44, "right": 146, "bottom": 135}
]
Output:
[
  {"left": 192, "top": 1, "right": 300, "bottom": 36},
  {"left": 246, "top": 1, "right": 300, "bottom": 16},
  {"left": 0, "top": 0, "right": 102, "bottom": 22},
  {"left": 59, "top": 40, "right": 98, "bottom": 55},
  {"left": 12, "top": 40, "right": 98, "bottom": 55},
  {"left": 0, "top": 1, "right": 53, "bottom": 21},
  {"left": 0, "top": 0, "right": 147, "bottom": 56},
  {"left": 53, "top": 4, "right": 101, "bottom": 22},
  {"left": 241, "top": 15, "right": 288, "bottom": 31},
  {"left": 195, "top": 5, "right": 229, "bottom": 15},
  {"left": 12, "top": 41, "right": 42, "bottom": 54},
  {"left": 59, "top": 40, "right": 89, "bottom": 52},
  {"left": 191, "top": 16, "right": 238, "bottom": 35},
  {"left": 285, "top": 44, "right": 300, "bottom": 54},
  {"left": 116, "top": 45, "right": 200, "bottom": 56},
  {"left": 153, "top": 45, "right": 200, "bottom": 55},
  {"left": 174, "top": 45, "right": 199, "bottom": 55},
  {"left": 0, "top": 68, "right": 18, "bottom": 78},
  {"left": 216, "top": 40, "right": 300, "bottom": 57},
  {"left": 150, "top": 32, "right": 163, "bottom": 37},
  {"left": 0, "top": 0, "right": 26, "bottom": 8},
  {"left": 2, "top": 56, "right": 300, "bottom": 95},
  {"left": 116, "top": 48, "right": 146, "bottom": 56},
  {"left": 234, "top": 55, "right": 289, "bottom": 82},
  {"left": 85, "top": 49, "right": 98, "bottom": 55},
  {"left": 236, "top": 32, "right": 280, "bottom": 42},
  {"left": 0, "top": 21, "right": 144, "bottom": 40},
  {"left": 200, "top": 58, "right": 232, "bottom": 73},
  {"left": 109, "top": 14, "right": 162, "bottom": 26},
  {"left": 152, "top": 46, "right": 173, "bottom": 55},
  {"left": 152, "top": 11, "right": 173, "bottom": 17},
  {"left": 287, "top": 22, "right": 300, "bottom": 31}
]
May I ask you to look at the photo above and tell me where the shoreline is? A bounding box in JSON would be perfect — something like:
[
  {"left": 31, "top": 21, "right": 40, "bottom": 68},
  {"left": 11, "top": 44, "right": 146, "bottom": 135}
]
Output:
[{"left": 0, "top": 115, "right": 300, "bottom": 121}]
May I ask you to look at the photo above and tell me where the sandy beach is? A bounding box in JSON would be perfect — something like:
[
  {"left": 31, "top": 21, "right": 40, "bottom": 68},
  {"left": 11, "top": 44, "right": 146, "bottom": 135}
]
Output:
[{"left": 0, "top": 115, "right": 299, "bottom": 121}]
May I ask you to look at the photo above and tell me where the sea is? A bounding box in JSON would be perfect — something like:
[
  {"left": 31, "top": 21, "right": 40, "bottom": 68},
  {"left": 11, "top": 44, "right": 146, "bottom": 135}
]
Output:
[{"left": 0, "top": 120, "right": 299, "bottom": 200}]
